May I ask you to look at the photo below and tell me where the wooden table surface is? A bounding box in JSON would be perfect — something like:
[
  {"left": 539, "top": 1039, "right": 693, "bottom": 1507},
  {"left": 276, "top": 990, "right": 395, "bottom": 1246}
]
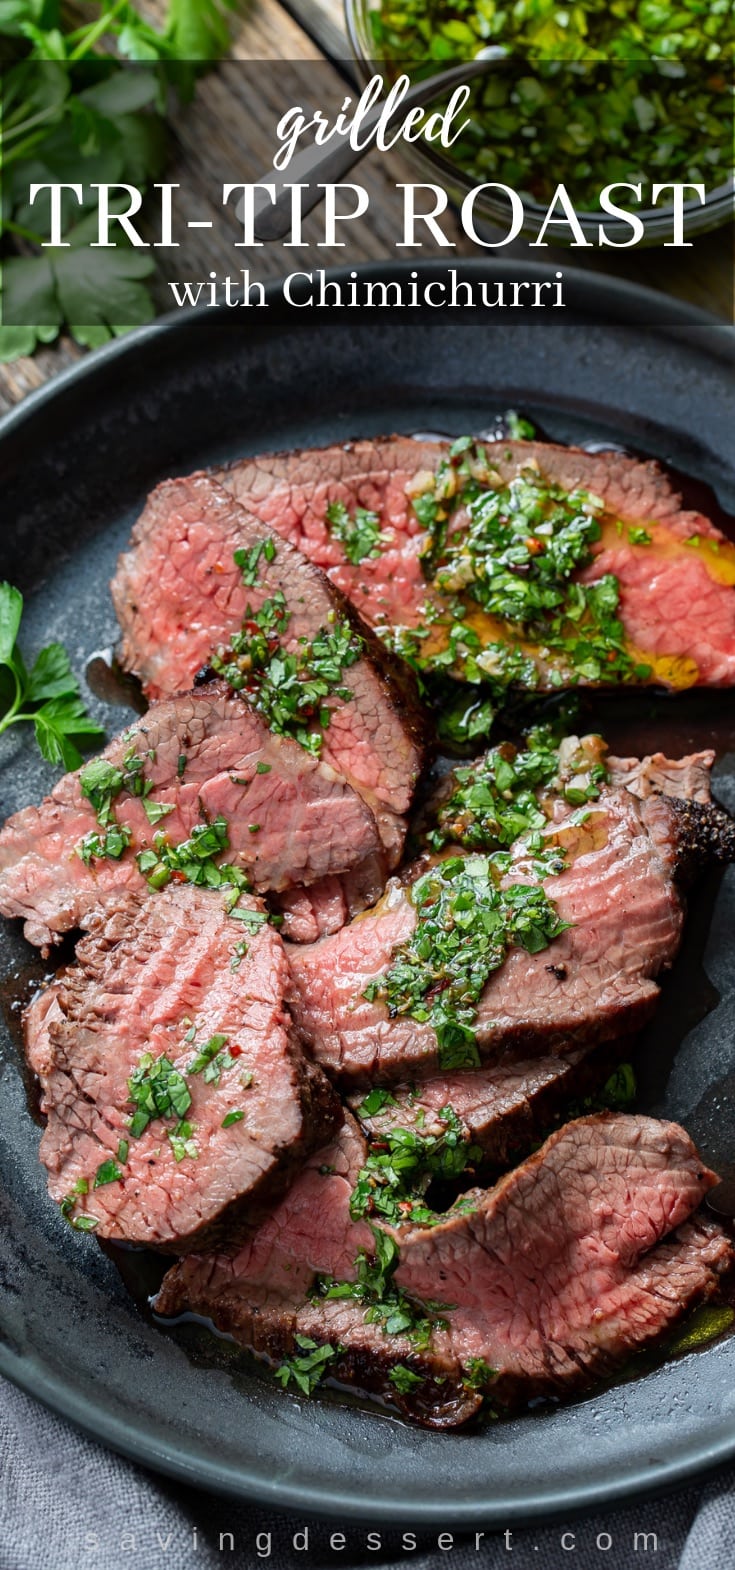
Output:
[{"left": 1, "top": 0, "right": 732, "bottom": 415}]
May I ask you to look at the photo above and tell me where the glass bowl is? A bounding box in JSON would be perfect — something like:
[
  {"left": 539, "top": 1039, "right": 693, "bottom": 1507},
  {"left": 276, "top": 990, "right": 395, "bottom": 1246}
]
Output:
[{"left": 344, "top": 0, "right": 735, "bottom": 248}]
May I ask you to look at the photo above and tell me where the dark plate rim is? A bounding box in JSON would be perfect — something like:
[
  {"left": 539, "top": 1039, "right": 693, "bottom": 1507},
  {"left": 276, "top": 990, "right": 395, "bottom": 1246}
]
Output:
[
  {"left": 2, "top": 257, "right": 735, "bottom": 1525},
  {"left": 0, "top": 256, "right": 731, "bottom": 459}
]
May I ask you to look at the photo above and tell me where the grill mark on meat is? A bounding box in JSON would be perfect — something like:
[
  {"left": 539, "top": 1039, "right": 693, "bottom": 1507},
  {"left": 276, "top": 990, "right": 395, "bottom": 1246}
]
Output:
[
  {"left": 0, "top": 683, "right": 384, "bottom": 950},
  {"left": 24, "top": 884, "right": 340, "bottom": 1252},
  {"left": 111, "top": 472, "right": 424, "bottom": 824},
  {"left": 155, "top": 1113, "right": 732, "bottom": 1427},
  {"left": 219, "top": 436, "right": 735, "bottom": 690}
]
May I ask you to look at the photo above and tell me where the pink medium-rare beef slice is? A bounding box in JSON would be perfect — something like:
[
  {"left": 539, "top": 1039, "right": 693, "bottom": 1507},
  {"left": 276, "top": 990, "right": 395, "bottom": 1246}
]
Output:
[
  {"left": 287, "top": 787, "right": 688, "bottom": 1085},
  {"left": 24, "top": 884, "right": 339, "bottom": 1252},
  {"left": 0, "top": 682, "right": 383, "bottom": 950},
  {"left": 111, "top": 471, "right": 424, "bottom": 822},
  {"left": 348, "top": 1040, "right": 629, "bottom": 1166},
  {"left": 220, "top": 436, "right": 735, "bottom": 689},
  {"left": 155, "top": 1112, "right": 732, "bottom": 1427}
]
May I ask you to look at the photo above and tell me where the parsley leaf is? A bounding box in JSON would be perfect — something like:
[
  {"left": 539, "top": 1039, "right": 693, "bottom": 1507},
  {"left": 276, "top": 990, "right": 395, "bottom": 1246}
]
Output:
[
  {"left": 364, "top": 854, "right": 568, "bottom": 1066},
  {"left": 164, "top": 0, "right": 238, "bottom": 60},
  {"left": 0, "top": 581, "right": 104, "bottom": 767},
  {"left": 325, "top": 500, "right": 386, "bottom": 564},
  {"left": 274, "top": 1336, "right": 338, "bottom": 1397},
  {"left": 0, "top": 7, "right": 237, "bottom": 362},
  {"left": 389, "top": 1364, "right": 425, "bottom": 1394}
]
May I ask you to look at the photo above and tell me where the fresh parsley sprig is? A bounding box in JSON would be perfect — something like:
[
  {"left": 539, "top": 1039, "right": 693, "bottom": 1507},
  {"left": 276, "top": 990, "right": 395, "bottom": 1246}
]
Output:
[
  {"left": 0, "top": 580, "right": 104, "bottom": 767},
  {"left": 0, "top": 0, "right": 239, "bottom": 362}
]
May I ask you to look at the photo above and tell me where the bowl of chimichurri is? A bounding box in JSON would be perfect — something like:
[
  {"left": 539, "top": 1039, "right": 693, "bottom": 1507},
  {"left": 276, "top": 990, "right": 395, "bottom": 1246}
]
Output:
[{"left": 345, "top": 0, "right": 735, "bottom": 244}]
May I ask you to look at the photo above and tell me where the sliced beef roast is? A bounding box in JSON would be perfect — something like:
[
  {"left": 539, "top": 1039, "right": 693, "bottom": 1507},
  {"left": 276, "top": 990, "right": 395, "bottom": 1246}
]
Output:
[
  {"left": 348, "top": 1041, "right": 629, "bottom": 1168},
  {"left": 24, "top": 884, "right": 339, "bottom": 1252},
  {"left": 111, "top": 472, "right": 424, "bottom": 828},
  {"left": 220, "top": 436, "right": 735, "bottom": 689},
  {"left": 0, "top": 683, "right": 383, "bottom": 950},
  {"left": 608, "top": 748, "right": 716, "bottom": 804},
  {"left": 287, "top": 783, "right": 731, "bottom": 1085},
  {"left": 156, "top": 1112, "right": 732, "bottom": 1427}
]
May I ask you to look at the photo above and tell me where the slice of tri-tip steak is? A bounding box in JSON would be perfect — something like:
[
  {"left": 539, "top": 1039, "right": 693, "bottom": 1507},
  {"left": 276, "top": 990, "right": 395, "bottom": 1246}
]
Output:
[
  {"left": 608, "top": 747, "right": 716, "bottom": 804},
  {"left": 111, "top": 472, "right": 424, "bottom": 836},
  {"left": 155, "top": 1112, "right": 732, "bottom": 1428},
  {"left": 288, "top": 781, "right": 735, "bottom": 1087},
  {"left": 219, "top": 435, "right": 735, "bottom": 689},
  {"left": 348, "top": 1040, "right": 630, "bottom": 1170},
  {"left": 0, "top": 682, "right": 383, "bottom": 951},
  {"left": 23, "top": 884, "right": 340, "bottom": 1253}
]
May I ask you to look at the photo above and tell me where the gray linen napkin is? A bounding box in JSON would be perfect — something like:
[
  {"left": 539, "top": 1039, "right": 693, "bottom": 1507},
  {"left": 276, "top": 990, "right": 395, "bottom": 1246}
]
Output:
[{"left": 0, "top": 1378, "right": 730, "bottom": 1570}]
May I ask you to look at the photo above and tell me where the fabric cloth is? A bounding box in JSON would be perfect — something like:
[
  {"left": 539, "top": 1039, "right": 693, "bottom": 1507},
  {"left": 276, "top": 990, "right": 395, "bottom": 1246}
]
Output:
[{"left": 0, "top": 1378, "right": 732, "bottom": 1570}]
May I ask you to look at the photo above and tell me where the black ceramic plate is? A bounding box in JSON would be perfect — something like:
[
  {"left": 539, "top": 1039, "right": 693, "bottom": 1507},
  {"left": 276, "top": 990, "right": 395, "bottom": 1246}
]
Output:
[{"left": 2, "top": 261, "right": 735, "bottom": 1526}]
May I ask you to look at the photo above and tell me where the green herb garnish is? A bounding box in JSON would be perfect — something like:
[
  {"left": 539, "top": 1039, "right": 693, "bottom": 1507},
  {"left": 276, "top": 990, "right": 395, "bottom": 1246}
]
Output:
[
  {"left": 325, "top": 501, "right": 386, "bottom": 564},
  {"left": 143, "top": 799, "right": 176, "bottom": 826},
  {"left": 389, "top": 1364, "right": 425, "bottom": 1394},
  {"left": 135, "top": 814, "right": 250, "bottom": 899},
  {"left": 234, "top": 537, "right": 277, "bottom": 587},
  {"left": 77, "top": 823, "right": 132, "bottom": 865},
  {"left": 463, "top": 1357, "right": 497, "bottom": 1391},
  {"left": 349, "top": 1107, "right": 481, "bottom": 1227},
  {"left": 356, "top": 1088, "right": 399, "bottom": 1119},
  {"left": 429, "top": 727, "right": 607, "bottom": 853},
  {"left": 168, "top": 1121, "right": 199, "bottom": 1162},
  {"left": 126, "top": 1051, "right": 191, "bottom": 1139},
  {"left": 222, "top": 1109, "right": 245, "bottom": 1128},
  {"left": 0, "top": 582, "right": 104, "bottom": 768},
  {"left": 188, "top": 1033, "right": 235, "bottom": 1086},
  {"left": 94, "top": 1158, "right": 123, "bottom": 1188},
  {"left": 364, "top": 854, "right": 569, "bottom": 1068},
  {"left": 210, "top": 570, "right": 363, "bottom": 757},
  {"left": 274, "top": 1336, "right": 339, "bottom": 1396},
  {"left": 317, "top": 1227, "right": 449, "bottom": 1349}
]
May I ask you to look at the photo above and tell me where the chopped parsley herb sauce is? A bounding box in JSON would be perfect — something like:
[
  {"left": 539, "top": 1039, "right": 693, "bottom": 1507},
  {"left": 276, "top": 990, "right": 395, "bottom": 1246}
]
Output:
[
  {"left": 188, "top": 1033, "right": 237, "bottom": 1087},
  {"left": 274, "top": 1336, "right": 339, "bottom": 1396},
  {"left": 429, "top": 727, "right": 607, "bottom": 853},
  {"left": 59, "top": 1177, "right": 98, "bottom": 1230},
  {"left": 356, "top": 1087, "right": 399, "bottom": 1119},
  {"left": 126, "top": 1052, "right": 192, "bottom": 1139},
  {"left": 370, "top": 0, "right": 734, "bottom": 210},
  {"left": 349, "top": 1106, "right": 482, "bottom": 1226},
  {"left": 389, "top": 1364, "right": 425, "bottom": 1394},
  {"left": 365, "top": 854, "right": 569, "bottom": 1069},
  {"left": 94, "top": 1158, "right": 123, "bottom": 1188},
  {"left": 135, "top": 814, "right": 250, "bottom": 904},
  {"left": 77, "top": 748, "right": 157, "bottom": 865},
  {"left": 168, "top": 1121, "right": 199, "bottom": 1162},
  {"left": 212, "top": 585, "right": 363, "bottom": 757},
  {"left": 79, "top": 749, "right": 151, "bottom": 824},
  {"left": 77, "top": 823, "right": 132, "bottom": 865},
  {"left": 234, "top": 536, "right": 277, "bottom": 587},
  {"left": 463, "top": 1357, "right": 497, "bottom": 1391},
  {"left": 222, "top": 1109, "right": 245, "bottom": 1128},
  {"left": 142, "top": 799, "right": 175, "bottom": 826},
  {"left": 315, "top": 1226, "right": 449, "bottom": 1349},
  {"left": 415, "top": 442, "right": 650, "bottom": 689},
  {"left": 325, "top": 500, "right": 386, "bottom": 564}
]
